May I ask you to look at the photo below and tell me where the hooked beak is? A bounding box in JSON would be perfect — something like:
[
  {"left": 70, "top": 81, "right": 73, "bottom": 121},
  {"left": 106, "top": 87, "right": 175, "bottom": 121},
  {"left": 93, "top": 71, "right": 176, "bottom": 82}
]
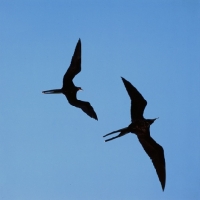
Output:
[{"left": 153, "top": 117, "right": 159, "bottom": 122}]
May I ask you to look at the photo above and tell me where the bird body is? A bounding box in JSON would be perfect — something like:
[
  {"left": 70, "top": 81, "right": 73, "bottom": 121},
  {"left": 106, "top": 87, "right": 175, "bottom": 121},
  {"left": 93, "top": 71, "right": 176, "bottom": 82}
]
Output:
[
  {"left": 103, "top": 77, "right": 166, "bottom": 190},
  {"left": 42, "top": 39, "right": 98, "bottom": 120}
]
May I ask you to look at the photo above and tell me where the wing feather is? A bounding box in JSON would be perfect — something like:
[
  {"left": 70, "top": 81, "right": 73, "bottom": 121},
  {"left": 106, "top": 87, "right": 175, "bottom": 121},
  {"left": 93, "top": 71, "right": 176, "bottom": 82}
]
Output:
[
  {"left": 137, "top": 133, "right": 166, "bottom": 190},
  {"left": 63, "top": 39, "right": 81, "bottom": 87},
  {"left": 121, "top": 77, "right": 147, "bottom": 121},
  {"left": 68, "top": 99, "right": 98, "bottom": 120}
]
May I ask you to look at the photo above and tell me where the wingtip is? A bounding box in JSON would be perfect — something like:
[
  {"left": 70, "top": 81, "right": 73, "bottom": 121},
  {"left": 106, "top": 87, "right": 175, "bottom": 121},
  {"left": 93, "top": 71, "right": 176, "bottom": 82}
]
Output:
[
  {"left": 93, "top": 114, "right": 98, "bottom": 121},
  {"left": 121, "top": 77, "right": 126, "bottom": 83},
  {"left": 76, "top": 38, "right": 81, "bottom": 47},
  {"left": 161, "top": 181, "right": 165, "bottom": 191},
  {"left": 122, "top": 76, "right": 128, "bottom": 80},
  {"left": 92, "top": 115, "right": 98, "bottom": 120},
  {"left": 162, "top": 185, "right": 165, "bottom": 191}
]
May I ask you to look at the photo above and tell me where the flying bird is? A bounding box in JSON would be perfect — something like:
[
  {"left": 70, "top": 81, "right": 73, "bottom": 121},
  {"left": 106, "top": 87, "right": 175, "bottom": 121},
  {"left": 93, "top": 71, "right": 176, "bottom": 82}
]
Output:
[
  {"left": 103, "top": 77, "right": 166, "bottom": 190},
  {"left": 42, "top": 39, "right": 98, "bottom": 120}
]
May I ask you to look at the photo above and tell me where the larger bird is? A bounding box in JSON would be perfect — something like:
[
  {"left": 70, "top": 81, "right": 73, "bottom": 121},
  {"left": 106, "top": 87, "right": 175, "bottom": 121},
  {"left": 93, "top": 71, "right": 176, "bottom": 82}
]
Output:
[
  {"left": 42, "top": 39, "right": 98, "bottom": 120},
  {"left": 103, "top": 77, "right": 166, "bottom": 190}
]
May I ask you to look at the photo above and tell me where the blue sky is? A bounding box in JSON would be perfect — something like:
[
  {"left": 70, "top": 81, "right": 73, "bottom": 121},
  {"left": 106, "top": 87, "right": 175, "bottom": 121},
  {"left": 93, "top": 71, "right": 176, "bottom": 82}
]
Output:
[{"left": 0, "top": 1, "right": 200, "bottom": 199}]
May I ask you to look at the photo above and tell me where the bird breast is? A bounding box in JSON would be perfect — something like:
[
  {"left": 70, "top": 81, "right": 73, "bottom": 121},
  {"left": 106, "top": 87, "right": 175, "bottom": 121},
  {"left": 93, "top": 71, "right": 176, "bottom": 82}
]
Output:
[{"left": 130, "top": 120, "right": 150, "bottom": 134}]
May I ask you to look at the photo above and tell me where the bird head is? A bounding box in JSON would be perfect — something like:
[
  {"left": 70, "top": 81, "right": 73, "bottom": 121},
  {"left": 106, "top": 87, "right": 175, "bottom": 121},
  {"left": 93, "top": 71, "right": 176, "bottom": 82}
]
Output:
[
  {"left": 147, "top": 117, "right": 159, "bottom": 125},
  {"left": 77, "top": 87, "right": 83, "bottom": 91}
]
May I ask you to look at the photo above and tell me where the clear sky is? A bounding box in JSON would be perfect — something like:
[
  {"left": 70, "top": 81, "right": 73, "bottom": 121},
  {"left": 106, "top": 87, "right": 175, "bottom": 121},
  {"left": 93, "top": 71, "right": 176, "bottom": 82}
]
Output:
[{"left": 0, "top": 1, "right": 200, "bottom": 199}]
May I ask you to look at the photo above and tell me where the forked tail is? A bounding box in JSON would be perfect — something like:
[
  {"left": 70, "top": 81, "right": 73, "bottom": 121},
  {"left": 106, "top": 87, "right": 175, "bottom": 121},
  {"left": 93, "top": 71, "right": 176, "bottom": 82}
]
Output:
[
  {"left": 103, "top": 127, "right": 129, "bottom": 142},
  {"left": 42, "top": 89, "right": 62, "bottom": 94}
]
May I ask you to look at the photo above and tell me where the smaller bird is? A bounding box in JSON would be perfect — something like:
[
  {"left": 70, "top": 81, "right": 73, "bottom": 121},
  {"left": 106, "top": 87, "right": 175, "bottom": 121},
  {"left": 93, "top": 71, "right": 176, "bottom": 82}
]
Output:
[
  {"left": 42, "top": 39, "right": 98, "bottom": 120},
  {"left": 103, "top": 77, "right": 166, "bottom": 190}
]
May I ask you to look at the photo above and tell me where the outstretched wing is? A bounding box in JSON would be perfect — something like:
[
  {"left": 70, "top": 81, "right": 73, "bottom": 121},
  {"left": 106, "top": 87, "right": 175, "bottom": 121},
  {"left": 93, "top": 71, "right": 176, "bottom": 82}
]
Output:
[
  {"left": 68, "top": 99, "right": 98, "bottom": 120},
  {"left": 137, "top": 132, "right": 166, "bottom": 191},
  {"left": 63, "top": 39, "right": 81, "bottom": 87},
  {"left": 121, "top": 77, "right": 147, "bottom": 121}
]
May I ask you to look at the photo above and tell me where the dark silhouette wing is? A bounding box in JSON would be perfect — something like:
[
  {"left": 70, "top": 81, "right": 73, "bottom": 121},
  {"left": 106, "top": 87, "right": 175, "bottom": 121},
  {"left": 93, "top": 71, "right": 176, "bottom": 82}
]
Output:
[
  {"left": 63, "top": 39, "right": 81, "bottom": 87},
  {"left": 137, "top": 132, "right": 166, "bottom": 190},
  {"left": 121, "top": 77, "right": 147, "bottom": 121},
  {"left": 67, "top": 99, "right": 98, "bottom": 120}
]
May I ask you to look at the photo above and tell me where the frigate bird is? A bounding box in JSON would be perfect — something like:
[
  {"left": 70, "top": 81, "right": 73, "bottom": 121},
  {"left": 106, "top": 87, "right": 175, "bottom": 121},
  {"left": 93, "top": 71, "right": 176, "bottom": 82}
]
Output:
[
  {"left": 103, "top": 77, "right": 166, "bottom": 190},
  {"left": 42, "top": 39, "right": 98, "bottom": 120}
]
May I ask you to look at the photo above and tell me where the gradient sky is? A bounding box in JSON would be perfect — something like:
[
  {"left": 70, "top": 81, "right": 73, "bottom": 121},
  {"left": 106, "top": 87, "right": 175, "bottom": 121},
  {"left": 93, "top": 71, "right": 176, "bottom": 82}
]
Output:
[{"left": 0, "top": 1, "right": 200, "bottom": 200}]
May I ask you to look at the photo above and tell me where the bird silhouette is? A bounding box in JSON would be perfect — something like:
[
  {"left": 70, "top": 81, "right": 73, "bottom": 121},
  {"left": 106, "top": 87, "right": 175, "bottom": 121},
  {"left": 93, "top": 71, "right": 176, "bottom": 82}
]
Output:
[
  {"left": 42, "top": 39, "right": 98, "bottom": 120},
  {"left": 103, "top": 77, "right": 166, "bottom": 190}
]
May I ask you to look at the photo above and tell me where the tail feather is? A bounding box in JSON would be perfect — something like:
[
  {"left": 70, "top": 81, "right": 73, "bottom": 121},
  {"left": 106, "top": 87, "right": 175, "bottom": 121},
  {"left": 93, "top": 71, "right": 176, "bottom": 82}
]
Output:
[
  {"left": 103, "top": 127, "right": 129, "bottom": 142},
  {"left": 42, "top": 89, "right": 62, "bottom": 94},
  {"left": 103, "top": 127, "right": 128, "bottom": 137}
]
